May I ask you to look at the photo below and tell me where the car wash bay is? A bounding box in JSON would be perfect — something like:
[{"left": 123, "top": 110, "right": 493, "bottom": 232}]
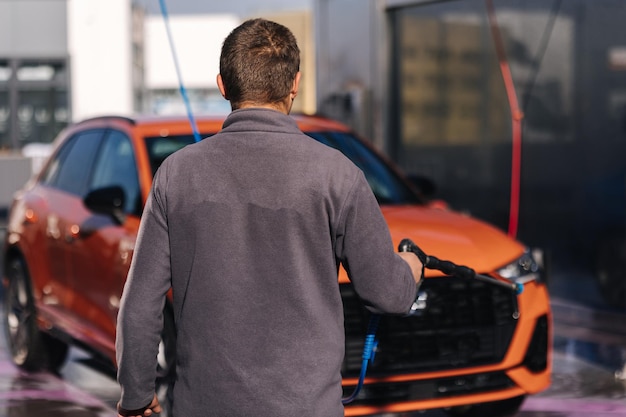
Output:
[{"left": 2, "top": 224, "right": 626, "bottom": 417}]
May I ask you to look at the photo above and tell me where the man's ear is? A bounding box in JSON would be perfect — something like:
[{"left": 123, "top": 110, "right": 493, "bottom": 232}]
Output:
[
  {"left": 290, "top": 72, "right": 301, "bottom": 100},
  {"left": 217, "top": 74, "right": 228, "bottom": 99}
]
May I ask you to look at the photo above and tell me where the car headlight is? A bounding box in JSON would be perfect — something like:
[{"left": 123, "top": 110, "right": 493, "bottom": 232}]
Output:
[{"left": 497, "top": 249, "right": 544, "bottom": 284}]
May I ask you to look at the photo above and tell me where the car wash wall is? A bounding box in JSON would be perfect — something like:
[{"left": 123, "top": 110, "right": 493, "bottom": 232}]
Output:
[{"left": 314, "top": 0, "right": 626, "bottom": 309}]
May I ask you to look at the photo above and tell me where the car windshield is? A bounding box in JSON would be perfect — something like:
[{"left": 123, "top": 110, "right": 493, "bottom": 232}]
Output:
[
  {"left": 305, "top": 132, "right": 420, "bottom": 205},
  {"left": 144, "top": 131, "right": 420, "bottom": 205},
  {"left": 144, "top": 135, "right": 201, "bottom": 176}
]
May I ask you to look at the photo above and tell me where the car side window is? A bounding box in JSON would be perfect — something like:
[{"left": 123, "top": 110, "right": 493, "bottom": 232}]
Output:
[
  {"left": 90, "top": 129, "right": 141, "bottom": 216},
  {"left": 41, "top": 130, "right": 104, "bottom": 197}
]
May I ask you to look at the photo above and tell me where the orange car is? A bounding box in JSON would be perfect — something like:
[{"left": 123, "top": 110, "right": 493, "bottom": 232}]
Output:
[{"left": 2, "top": 114, "right": 551, "bottom": 416}]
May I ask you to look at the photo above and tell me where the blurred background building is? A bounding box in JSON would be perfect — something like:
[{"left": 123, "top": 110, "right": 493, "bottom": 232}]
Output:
[{"left": 0, "top": 0, "right": 315, "bottom": 154}]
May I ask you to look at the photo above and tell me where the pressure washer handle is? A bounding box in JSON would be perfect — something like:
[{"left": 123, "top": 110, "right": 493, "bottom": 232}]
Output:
[
  {"left": 399, "top": 239, "right": 427, "bottom": 263},
  {"left": 399, "top": 238, "right": 523, "bottom": 294}
]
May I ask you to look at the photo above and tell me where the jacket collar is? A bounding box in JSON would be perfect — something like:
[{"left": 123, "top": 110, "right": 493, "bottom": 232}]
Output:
[{"left": 221, "top": 108, "right": 301, "bottom": 134}]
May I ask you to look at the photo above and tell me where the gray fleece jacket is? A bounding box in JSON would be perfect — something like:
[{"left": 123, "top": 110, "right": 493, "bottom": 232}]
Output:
[{"left": 116, "top": 108, "right": 417, "bottom": 416}]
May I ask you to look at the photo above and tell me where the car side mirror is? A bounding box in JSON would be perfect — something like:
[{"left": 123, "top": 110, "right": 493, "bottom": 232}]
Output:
[
  {"left": 407, "top": 175, "right": 450, "bottom": 210},
  {"left": 83, "top": 186, "right": 126, "bottom": 225},
  {"left": 408, "top": 175, "right": 437, "bottom": 199}
]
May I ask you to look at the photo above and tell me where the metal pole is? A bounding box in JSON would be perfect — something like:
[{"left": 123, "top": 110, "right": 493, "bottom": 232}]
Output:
[{"left": 9, "top": 59, "right": 19, "bottom": 152}]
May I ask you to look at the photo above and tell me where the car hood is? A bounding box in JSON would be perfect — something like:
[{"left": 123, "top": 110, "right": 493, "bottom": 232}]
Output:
[{"left": 381, "top": 205, "right": 525, "bottom": 276}]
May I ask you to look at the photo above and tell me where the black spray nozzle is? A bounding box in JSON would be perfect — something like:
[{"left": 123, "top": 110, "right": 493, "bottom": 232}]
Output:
[{"left": 398, "top": 238, "right": 523, "bottom": 294}]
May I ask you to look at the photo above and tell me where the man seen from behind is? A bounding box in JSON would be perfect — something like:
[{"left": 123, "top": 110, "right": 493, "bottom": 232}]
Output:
[{"left": 116, "top": 18, "right": 423, "bottom": 417}]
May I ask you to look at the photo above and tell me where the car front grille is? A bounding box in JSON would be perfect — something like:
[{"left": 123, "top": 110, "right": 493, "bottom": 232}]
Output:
[{"left": 341, "top": 276, "right": 519, "bottom": 377}]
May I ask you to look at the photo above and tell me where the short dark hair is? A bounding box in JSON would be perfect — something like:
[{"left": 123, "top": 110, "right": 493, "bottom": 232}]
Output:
[{"left": 219, "top": 18, "right": 300, "bottom": 109}]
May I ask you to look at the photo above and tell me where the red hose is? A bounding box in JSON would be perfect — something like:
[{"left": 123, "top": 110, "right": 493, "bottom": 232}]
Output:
[{"left": 486, "top": 0, "right": 524, "bottom": 238}]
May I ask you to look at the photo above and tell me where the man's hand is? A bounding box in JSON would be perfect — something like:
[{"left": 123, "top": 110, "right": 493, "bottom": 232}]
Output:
[
  {"left": 398, "top": 251, "right": 423, "bottom": 284},
  {"left": 117, "top": 393, "right": 162, "bottom": 417}
]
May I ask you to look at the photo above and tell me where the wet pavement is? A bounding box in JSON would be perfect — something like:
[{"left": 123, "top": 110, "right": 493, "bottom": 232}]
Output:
[
  {"left": 0, "top": 343, "right": 116, "bottom": 417},
  {"left": 1, "top": 306, "right": 626, "bottom": 417},
  {"left": 3, "top": 221, "right": 626, "bottom": 416}
]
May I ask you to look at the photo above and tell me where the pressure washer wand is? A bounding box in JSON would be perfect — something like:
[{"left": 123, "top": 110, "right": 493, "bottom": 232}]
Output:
[{"left": 398, "top": 238, "right": 523, "bottom": 295}]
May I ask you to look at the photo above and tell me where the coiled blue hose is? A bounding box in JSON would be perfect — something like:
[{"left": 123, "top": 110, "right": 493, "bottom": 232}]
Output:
[{"left": 342, "top": 314, "right": 381, "bottom": 404}]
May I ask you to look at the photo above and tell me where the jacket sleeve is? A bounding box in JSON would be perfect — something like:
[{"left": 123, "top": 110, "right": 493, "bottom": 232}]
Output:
[
  {"left": 335, "top": 171, "right": 417, "bottom": 315},
  {"left": 116, "top": 165, "right": 172, "bottom": 410}
]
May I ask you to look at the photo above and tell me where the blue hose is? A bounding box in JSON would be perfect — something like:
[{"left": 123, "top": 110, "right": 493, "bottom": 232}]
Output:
[
  {"left": 158, "top": 0, "right": 202, "bottom": 142},
  {"left": 342, "top": 314, "right": 381, "bottom": 404}
]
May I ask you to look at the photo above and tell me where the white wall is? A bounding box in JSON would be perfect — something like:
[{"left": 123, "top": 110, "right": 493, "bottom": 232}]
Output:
[
  {"left": 67, "top": 0, "right": 134, "bottom": 122},
  {"left": 0, "top": 0, "right": 67, "bottom": 58},
  {"left": 0, "top": 156, "right": 32, "bottom": 211},
  {"left": 145, "top": 14, "right": 240, "bottom": 90}
]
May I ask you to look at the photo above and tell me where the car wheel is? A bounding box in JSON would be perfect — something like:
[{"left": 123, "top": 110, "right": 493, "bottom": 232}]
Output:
[
  {"left": 596, "top": 235, "right": 626, "bottom": 309},
  {"left": 155, "top": 305, "right": 176, "bottom": 417},
  {"left": 3, "top": 256, "right": 69, "bottom": 373},
  {"left": 447, "top": 395, "right": 526, "bottom": 417}
]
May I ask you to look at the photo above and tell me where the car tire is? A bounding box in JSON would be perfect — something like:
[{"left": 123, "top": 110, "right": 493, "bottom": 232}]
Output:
[
  {"left": 3, "top": 256, "right": 69, "bottom": 373},
  {"left": 155, "top": 304, "right": 176, "bottom": 417},
  {"left": 447, "top": 395, "right": 526, "bottom": 417}
]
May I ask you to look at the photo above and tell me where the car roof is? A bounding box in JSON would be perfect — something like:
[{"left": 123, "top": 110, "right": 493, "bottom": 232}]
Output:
[{"left": 74, "top": 112, "right": 352, "bottom": 134}]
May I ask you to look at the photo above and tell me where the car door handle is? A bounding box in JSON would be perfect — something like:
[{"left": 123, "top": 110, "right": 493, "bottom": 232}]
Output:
[{"left": 77, "top": 215, "right": 117, "bottom": 239}]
